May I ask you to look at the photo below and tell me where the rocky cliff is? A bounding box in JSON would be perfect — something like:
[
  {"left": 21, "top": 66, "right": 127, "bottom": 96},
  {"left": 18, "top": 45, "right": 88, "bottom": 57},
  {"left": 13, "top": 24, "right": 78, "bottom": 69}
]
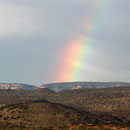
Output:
[{"left": 0, "top": 83, "right": 37, "bottom": 90}]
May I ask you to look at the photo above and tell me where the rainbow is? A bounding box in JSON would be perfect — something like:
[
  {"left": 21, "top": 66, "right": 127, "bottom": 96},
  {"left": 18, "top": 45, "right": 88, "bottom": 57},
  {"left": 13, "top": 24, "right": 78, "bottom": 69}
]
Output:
[{"left": 56, "top": 1, "right": 108, "bottom": 82}]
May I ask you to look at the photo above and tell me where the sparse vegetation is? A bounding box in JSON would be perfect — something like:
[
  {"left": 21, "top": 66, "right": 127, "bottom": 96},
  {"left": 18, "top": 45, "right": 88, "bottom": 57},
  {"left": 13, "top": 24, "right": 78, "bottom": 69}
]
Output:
[{"left": 0, "top": 87, "right": 129, "bottom": 129}]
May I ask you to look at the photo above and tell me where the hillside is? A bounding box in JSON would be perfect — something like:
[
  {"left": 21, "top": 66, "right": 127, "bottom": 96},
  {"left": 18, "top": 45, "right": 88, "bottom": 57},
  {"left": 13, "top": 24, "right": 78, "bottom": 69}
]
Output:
[
  {"left": 47, "top": 87, "right": 130, "bottom": 124},
  {"left": 0, "top": 88, "right": 54, "bottom": 104},
  {"left": 0, "top": 86, "right": 129, "bottom": 127},
  {"left": 0, "top": 83, "right": 37, "bottom": 90},
  {"left": 41, "top": 82, "right": 130, "bottom": 92},
  {"left": 0, "top": 100, "right": 125, "bottom": 128}
]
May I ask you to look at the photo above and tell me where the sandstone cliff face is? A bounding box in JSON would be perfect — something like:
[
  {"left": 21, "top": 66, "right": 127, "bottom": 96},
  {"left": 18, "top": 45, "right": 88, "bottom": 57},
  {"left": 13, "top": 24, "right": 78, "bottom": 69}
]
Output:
[
  {"left": 0, "top": 83, "right": 37, "bottom": 90},
  {"left": 71, "top": 85, "right": 82, "bottom": 90}
]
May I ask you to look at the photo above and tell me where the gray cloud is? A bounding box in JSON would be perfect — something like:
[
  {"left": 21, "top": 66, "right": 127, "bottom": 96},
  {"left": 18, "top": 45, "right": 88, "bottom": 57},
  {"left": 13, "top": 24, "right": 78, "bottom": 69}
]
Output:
[
  {"left": 0, "top": 0, "right": 130, "bottom": 84},
  {"left": 0, "top": 1, "right": 39, "bottom": 37}
]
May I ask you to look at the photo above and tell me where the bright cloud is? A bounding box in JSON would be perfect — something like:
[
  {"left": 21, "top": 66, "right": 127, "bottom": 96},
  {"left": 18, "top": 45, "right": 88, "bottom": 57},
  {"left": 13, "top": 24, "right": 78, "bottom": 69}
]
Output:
[{"left": 0, "top": 2, "right": 39, "bottom": 37}]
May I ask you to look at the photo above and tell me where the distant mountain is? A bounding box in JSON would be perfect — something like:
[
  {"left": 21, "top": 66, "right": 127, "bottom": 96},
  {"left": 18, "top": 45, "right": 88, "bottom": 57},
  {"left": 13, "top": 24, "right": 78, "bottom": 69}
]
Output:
[
  {"left": 0, "top": 83, "right": 37, "bottom": 90},
  {"left": 1, "top": 82, "right": 130, "bottom": 92},
  {"left": 41, "top": 82, "right": 130, "bottom": 92}
]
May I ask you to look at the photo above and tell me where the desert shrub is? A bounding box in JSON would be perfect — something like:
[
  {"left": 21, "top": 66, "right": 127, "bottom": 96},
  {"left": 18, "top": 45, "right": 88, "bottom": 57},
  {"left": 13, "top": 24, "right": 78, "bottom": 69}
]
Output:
[
  {"left": 88, "top": 128, "right": 97, "bottom": 130},
  {"left": 77, "top": 125, "right": 86, "bottom": 130}
]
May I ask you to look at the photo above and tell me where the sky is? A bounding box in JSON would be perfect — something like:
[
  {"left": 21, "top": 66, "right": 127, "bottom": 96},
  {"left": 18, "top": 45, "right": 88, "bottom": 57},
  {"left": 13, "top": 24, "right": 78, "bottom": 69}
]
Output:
[{"left": 0, "top": 0, "right": 130, "bottom": 85}]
